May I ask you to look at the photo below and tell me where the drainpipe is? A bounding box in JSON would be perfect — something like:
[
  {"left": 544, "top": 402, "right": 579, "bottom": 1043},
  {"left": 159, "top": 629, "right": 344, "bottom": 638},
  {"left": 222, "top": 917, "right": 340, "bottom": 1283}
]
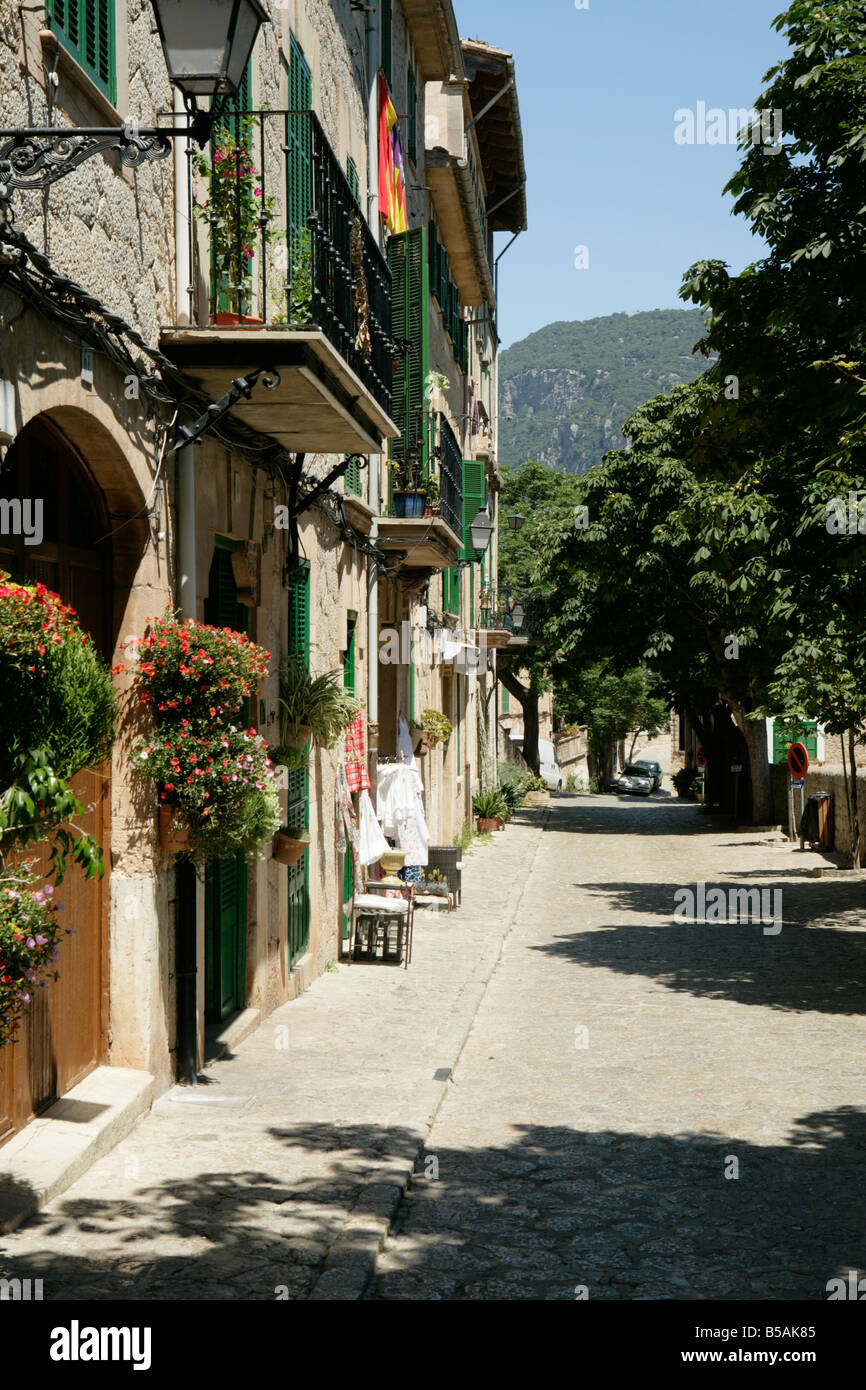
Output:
[
  {"left": 367, "top": 1, "right": 380, "bottom": 738},
  {"left": 174, "top": 87, "right": 199, "bottom": 1084},
  {"left": 490, "top": 234, "right": 520, "bottom": 784}
]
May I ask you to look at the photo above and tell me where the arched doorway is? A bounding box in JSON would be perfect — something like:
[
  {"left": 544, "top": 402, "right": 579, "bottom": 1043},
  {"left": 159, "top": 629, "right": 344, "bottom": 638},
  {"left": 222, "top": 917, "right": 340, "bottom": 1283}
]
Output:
[{"left": 0, "top": 417, "right": 112, "bottom": 1145}]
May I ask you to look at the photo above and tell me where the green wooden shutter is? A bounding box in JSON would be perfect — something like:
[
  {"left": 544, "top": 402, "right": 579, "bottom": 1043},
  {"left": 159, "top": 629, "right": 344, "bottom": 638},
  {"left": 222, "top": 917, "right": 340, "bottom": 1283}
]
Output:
[
  {"left": 381, "top": 0, "right": 392, "bottom": 86},
  {"left": 346, "top": 156, "right": 360, "bottom": 204},
  {"left": 387, "top": 227, "right": 429, "bottom": 481},
  {"left": 501, "top": 686, "right": 510, "bottom": 713},
  {"left": 286, "top": 560, "right": 311, "bottom": 964},
  {"left": 48, "top": 0, "right": 116, "bottom": 103},
  {"left": 344, "top": 455, "right": 363, "bottom": 496},
  {"left": 461, "top": 459, "right": 487, "bottom": 560},
  {"left": 287, "top": 560, "right": 310, "bottom": 669},
  {"left": 288, "top": 34, "right": 313, "bottom": 298}
]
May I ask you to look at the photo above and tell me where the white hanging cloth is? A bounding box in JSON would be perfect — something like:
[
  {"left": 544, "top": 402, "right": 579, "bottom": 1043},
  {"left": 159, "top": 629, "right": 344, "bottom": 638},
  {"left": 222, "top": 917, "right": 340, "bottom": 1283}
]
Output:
[
  {"left": 376, "top": 762, "right": 429, "bottom": 867},
  {"left": 357, "top": 789, "right": 390, "bottom": 867},
  {"left": 397, "top": 714, "right": 416, "bottom": 768}
]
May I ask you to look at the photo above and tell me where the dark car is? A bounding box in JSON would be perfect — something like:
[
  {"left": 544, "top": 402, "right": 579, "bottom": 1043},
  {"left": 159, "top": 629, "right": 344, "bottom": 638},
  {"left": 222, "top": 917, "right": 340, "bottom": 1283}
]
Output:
[
  {"left": 615, "top": 764, "right": 654, "bottom": 796},
  {"left": 633, "top": 759, "right": 662, "bottom": 791}
]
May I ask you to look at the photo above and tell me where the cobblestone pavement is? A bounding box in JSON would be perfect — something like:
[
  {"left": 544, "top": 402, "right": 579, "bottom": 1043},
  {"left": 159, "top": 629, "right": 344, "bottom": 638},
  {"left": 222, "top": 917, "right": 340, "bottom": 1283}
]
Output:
[
  {"left": 0, "top": 816, "right": 544, "bottom": 1300},
  {"left": 2, "top": 790, "right": 865, "bottom": 1301},
  {"left": 369, "top": 793, "right": 866, "bottom": 1300}
]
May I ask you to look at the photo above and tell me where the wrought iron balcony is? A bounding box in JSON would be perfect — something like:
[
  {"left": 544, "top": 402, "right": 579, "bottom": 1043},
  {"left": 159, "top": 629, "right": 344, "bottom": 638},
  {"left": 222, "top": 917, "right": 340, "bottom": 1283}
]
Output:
[
  {"left": 161, "top": 108, "right": 396, "bottom": 454},
  {"left": 478, "top": 584, "right": 544, "bottom": 644}
]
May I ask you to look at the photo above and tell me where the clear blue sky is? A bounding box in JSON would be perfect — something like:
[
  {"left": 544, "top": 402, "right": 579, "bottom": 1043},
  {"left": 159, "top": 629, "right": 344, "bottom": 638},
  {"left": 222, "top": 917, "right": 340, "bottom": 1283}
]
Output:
[{"left": 455, "top": 0, "right": 788, "bottom": 347}]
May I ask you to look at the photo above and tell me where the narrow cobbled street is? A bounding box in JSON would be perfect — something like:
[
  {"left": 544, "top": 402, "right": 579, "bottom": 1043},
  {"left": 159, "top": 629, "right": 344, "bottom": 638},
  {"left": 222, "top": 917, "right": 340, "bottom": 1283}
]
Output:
[{"left": 2, "top": 790, "right": 864, "bottom": 1301}]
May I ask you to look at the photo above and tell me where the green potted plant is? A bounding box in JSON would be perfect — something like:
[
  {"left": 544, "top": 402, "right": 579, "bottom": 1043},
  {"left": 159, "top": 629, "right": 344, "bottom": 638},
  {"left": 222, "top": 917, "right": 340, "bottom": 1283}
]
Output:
[
  {"left": 423, "top": 473, "right": 441, "bottom": 518},
  {"left": 673, "top": 766, "right": 702, "bottom": 801},
  {"left": 273, "top": 825, "right": 310, "bottom": 867},
  {"left": 277, "top": 655, "right": 358, "bottom": 750},
  {"left": 391, "top": 458, "right": 426, "bottom": 518},
  {"left": 473, "top": 787, "right": 508, "bottom": 832},
  {"left": 419, "top": 708, "right": 453, "bottom": 748},
  {"left": 192, "top": 117, "right": 279, "bottom": 324}
]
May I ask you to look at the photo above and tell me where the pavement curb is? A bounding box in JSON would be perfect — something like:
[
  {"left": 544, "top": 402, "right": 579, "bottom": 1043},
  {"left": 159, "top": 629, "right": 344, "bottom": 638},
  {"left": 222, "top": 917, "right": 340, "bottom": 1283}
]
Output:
[
  {"left": 0, "top": 1067, "right": 154, "bottom": 1235},
  {"left": 307, "top": 815, "right": 548, "bottom": 1301}
]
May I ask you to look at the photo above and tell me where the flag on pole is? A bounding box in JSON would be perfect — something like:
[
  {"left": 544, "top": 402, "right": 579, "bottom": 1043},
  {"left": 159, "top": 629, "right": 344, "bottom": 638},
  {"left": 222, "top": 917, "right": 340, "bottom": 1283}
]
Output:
[{"left": 378, "top": 73, "right": 408, "bottom": 234}]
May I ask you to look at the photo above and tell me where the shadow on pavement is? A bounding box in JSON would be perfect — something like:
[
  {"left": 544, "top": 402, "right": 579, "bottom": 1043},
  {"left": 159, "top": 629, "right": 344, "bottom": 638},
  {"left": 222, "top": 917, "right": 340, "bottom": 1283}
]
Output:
[
  {"left": 2, "top": 1109, "right": 865, "bottom": 1300},
  {"left": 535, "top": 875, "right": 866, "bottom": 1016}
]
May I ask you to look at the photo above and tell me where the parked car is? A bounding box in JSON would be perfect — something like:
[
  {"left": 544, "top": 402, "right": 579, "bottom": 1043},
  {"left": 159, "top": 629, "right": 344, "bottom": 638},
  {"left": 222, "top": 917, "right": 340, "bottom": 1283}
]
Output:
[
  {"left": 538, "top": 739, "right": 564, "bottom": 792},
  {"left": 508, "top": 733, "right": 564, "bottom": 791},
  {"left": 633, "top": 759, "right": 662, "bottom": 790},
  {"left": 615, "top": 764, "right": 654, "bottom": 796}
]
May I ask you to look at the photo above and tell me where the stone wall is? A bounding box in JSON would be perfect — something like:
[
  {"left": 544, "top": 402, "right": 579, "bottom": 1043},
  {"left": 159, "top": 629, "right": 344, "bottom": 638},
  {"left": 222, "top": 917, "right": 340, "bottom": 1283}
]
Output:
[{"left": 770, "top": 762, "right": 866, "bottom": 858}]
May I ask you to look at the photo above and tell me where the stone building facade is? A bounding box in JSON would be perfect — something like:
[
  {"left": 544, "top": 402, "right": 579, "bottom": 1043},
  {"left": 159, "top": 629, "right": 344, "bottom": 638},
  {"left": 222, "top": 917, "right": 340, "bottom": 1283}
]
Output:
[{"left": 0, "top": 0, "right": 525, "bottom": 1158}]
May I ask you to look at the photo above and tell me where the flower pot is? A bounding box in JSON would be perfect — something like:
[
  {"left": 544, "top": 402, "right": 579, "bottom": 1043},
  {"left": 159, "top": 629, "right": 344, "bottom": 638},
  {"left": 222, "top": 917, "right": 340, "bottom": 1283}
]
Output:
[
  {"left": 477, "top": 817, "right": 504, "bottom": 833},
  {"left": 422, "top": 503, "right": 441, "bottom": 518},
  {"left": 211, "top": 312, "right": 265, "bottom": 326},
  {"left": 414, "top": 739, "right": 428, "bottom": 757},
  {"left": 284, "top": 723, "right": 312, "bottom": 749},
  {"left": 392, "top": 490, "right": 425, "bottom": 518},
  {"left": 159, "top": 804, "right": 192, "bottom": 851},
  {"left": 273, "top": 831, "right": 309, "bottom": 866},
  {"left": 524, "top": 790, "right": 550, "bottom": 806}
]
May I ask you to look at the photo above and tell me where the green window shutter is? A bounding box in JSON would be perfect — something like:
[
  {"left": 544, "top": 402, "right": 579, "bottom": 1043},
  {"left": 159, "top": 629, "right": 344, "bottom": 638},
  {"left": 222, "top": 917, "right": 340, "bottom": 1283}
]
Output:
[
  {"left": 343, "top": 616, "right": 356, "bottom": 695},
  {"left": 344, "top": 455, "right": 363, "bottom": 496},
  {"left": 48, "top": 0, "right": 116, "bottom": 103},
  {"left": 346, "top": 155, "right": 360, "bottom": 204},
  {"left": 501, "top": 686, "right": 510, "bottom": 713},
  {"left": 444, "top": 565, "right": 460, "bottom": 616},
  {"left": 461, "top": 459, "right": 487, "bottom": 560},
  {"left": 287, "top": 560, "right": 310, "bottom": 670},
  {"left": 288, "top": 34, "right": 313, "bottom": 291},
  {"left": 407, "top": 66, "right": 418, "bottom": 166},
  {"left": 381, "top": 0, "right": 392, "bottom": 86},
  {"left": 387, "top": 227, "right": 429, "bottom": 481}
]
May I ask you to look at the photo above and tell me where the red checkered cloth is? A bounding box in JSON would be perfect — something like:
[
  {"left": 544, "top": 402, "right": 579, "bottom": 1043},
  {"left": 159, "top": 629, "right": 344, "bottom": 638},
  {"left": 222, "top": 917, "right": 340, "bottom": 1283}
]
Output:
[{"left": 344, "top": 710, "right": 370, "bottom": 793}]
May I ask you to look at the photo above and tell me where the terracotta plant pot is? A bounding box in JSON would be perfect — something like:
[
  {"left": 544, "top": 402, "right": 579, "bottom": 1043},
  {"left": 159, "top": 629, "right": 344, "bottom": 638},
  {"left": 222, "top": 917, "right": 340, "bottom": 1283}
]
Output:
[
  {"left": 284, "top": 723, "right": 312, "bottom": 749},
  {"left": 273, "top": 831, "right": 309, "bottom": 866},
  {"left": 211, "top": 312, "right": 265, "bottom": 326},
  {"left": 477, "top": 817, "right": 504, "bottom": 833},
  {"left": 524, "top": 790, "right": 550, "bottom": 806},
  {"left": 159, "top": 804, "right": 192, "bottom": 851}
]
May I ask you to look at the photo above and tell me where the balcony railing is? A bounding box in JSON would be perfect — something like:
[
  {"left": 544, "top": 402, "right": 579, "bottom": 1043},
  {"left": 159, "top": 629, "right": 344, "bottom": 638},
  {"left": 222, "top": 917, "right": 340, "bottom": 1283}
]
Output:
[
  {"left": 188, "top": 108, "right": 392, "bottom": 415},
  {"left": 437, "top": 416, "right": 464, "bottom": 540},
  {"left": 478, "top": 584, "right": 544, "bottom": 637}
]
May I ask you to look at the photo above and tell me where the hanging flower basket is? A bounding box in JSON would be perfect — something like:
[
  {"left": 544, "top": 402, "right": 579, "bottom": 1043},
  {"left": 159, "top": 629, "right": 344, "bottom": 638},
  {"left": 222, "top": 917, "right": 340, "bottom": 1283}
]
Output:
[
  {"left": 159, "top": 804, "right": 192, "bottom": 851},
  {"left": 272, "top": 829, "right": 310, "bottom": 866}
]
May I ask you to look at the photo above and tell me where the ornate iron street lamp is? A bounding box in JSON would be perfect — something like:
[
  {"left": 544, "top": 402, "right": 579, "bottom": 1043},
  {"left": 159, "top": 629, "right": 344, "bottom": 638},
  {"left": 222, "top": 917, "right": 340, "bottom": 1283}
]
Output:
[
  {"left": 469, "top": 507, "right": 494, "bottom": 553},
  {"left": 511, "top": 601, "right": 525, "bottom": 632},
  {"left": 506, "top": 512, "right": 525, "bottom": 532},
  {"left": 0, "top": 0, "right": 268, "bottom": 202}
]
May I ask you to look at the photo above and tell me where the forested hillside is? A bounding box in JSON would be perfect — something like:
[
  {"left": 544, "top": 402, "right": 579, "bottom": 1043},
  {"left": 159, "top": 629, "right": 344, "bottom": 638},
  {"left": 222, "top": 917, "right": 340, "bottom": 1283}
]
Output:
[{"left": 499, "top": 309, "right": 710, "bottom": 474}]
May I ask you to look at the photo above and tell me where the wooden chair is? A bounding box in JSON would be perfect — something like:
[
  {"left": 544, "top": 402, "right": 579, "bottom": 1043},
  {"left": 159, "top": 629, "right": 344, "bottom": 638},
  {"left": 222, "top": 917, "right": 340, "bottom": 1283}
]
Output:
[{"left": 348, "top": 879, "right": 415, "bottom": 968}]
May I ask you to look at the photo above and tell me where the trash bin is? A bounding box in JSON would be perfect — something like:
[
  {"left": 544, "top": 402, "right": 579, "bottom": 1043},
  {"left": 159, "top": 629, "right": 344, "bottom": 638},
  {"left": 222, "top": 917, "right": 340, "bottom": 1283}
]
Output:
[{"left": 800, "top": 792, "right": 833, "bottom": 849}]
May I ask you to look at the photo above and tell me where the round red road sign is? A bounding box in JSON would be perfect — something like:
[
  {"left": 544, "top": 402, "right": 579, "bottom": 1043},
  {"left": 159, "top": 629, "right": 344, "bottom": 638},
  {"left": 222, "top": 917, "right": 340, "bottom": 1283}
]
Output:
[{"left": 788, "top": 741, "right": 809, "bottom": 778}]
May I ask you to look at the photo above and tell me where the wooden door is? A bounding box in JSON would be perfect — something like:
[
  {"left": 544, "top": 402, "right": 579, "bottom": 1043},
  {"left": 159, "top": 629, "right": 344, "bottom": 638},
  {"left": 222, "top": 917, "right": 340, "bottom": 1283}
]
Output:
[{"left": 0, "top": 418, "right": 110, "bottom": 1147}]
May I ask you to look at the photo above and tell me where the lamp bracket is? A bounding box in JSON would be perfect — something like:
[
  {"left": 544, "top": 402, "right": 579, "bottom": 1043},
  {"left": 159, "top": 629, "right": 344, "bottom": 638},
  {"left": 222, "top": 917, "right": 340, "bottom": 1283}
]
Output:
[{"left": 0, "top": 121, "right": 205, "bottom": 201}]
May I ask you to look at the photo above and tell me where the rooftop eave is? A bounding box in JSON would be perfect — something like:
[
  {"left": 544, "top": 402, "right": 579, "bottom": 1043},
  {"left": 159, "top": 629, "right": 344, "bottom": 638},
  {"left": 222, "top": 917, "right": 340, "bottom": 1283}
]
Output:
[
  {"left": 425, "top": 149, "right": 495, "bottom": 308},
  {"left": 402, "top": 0, "right": 464, "bottom": 83}
]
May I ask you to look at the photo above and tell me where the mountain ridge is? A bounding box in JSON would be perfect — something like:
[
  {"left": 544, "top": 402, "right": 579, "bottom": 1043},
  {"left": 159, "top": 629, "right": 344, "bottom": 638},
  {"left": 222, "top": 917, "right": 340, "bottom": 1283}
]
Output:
[{"left": 498, "top": 308, "right": 709, "bottom": 475}]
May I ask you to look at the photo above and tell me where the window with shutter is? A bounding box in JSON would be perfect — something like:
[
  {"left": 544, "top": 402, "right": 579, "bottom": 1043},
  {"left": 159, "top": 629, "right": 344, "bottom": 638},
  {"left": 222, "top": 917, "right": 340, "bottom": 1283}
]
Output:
[
  {"left": 387, "top": 227, "right": 429, "bottom": 486},
  {"left": 346, "top": 156, "right": 360, "bottom": 205},
  {"left": 285, "top": 559, "right": 310, "bottom": 964},
  {"left": 47, "top": 0, "right": 116, "bottom": 103},
  {"left": 344, "top": 455, "right": 363, "bottom": 496},
  {"left": 288, "top": 35, "right": 313, "bottom": 292},
  {"left": 461, "top": 459, "right": 487, "bottom": 560}
]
